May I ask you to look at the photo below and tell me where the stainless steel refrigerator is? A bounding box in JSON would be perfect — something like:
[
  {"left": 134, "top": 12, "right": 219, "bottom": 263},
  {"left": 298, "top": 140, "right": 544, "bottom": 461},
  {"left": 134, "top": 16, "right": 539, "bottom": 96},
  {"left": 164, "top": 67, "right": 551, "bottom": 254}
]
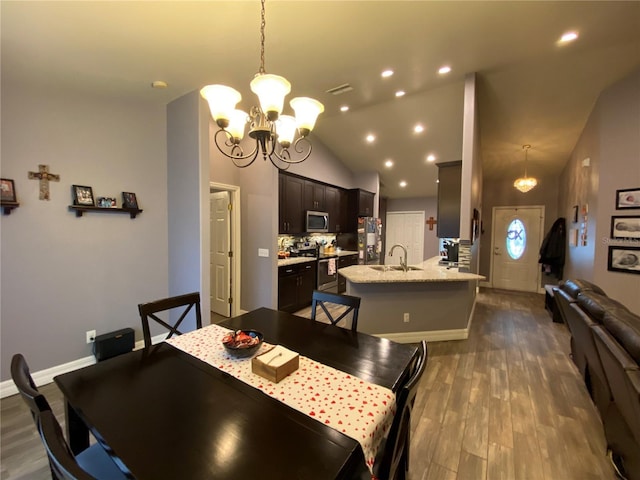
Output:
[{"left": 357, "top": 217, "right": 382, "bottom": 265}]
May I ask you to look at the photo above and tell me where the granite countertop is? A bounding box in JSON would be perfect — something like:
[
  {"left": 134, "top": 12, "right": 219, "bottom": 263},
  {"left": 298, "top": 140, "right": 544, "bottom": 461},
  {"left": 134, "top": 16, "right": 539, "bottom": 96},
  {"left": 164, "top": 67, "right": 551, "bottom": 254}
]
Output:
[
  {"left": 338, "top": 256, "right": 485, "bottom": 284},
  {"left": 277, "top": 257, "right": 316, "bottom": 267},
  {"left": 277, "top": 250, "right": 358, "bottom": 267}
]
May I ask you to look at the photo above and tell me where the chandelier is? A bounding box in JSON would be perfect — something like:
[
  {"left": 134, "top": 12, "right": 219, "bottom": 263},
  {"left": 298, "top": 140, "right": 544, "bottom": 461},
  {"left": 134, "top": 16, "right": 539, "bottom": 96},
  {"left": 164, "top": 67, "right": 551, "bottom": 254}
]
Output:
[
  {"left": 514, "top": 144, "right": 538, "bottom": 193},
  {"left": 200, "top": 0, "right": 324, "bottom": 170}
]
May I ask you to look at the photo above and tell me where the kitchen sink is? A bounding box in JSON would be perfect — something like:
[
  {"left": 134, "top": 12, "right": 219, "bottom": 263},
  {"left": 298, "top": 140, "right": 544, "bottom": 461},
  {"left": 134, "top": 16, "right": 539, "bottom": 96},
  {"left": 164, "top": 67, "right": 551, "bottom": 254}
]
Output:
[{"left": 369, "top": 265, "right": 422, "bottom": 272}]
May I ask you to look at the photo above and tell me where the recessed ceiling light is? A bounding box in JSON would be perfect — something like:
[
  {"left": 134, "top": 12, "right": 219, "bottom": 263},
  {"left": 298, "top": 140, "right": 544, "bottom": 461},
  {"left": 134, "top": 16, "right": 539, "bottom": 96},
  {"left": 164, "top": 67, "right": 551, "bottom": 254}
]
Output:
[
  {"left": 399, "top": 181, "right": 407, "bottom": 188},
  {"left": 366, "top": 134, "right": 376, "bottom": 143},
  {"left": 340, "top": 105, "right": 349, "bottom": 112},
  {"left": 438, "top": 66, "right": 451, "bottom": 75},
  {"left": 395, "top": 90, "right": 405, "bottom": 98},
  {"left": 381, "top": 69, "right": 394, "bottom": 78},
  {"left": 414, "top": 124, "right": 424, "bottom": 134},
  {"left": 426, "top": 154, "right": 436, "bottom": 162},
  {"left": 559, "top": 31, "right": 578, "bottom": 44},
  {"left": 384, "top": 159, "right": 394, "bottom": 168}
]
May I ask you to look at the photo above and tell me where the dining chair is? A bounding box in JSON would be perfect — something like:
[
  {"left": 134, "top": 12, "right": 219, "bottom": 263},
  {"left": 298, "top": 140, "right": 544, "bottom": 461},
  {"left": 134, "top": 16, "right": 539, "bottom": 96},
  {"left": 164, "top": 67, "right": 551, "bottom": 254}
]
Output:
[
  {"left": 374, "top": 340, "right": 428, "bottom": 480},
  {"left": 138, "top": 291, "right": 202, "bottom": 347},
  {"left": 11, "top": 353, "right": 128, "bottom": 480},
  {"left": 38, "top": 409, "right": 128, "bottom": 480},
  {"left": 310, "top": 290, "right": 361, "bottom": 331},
  {"left": 10, "top": 353, "right": 51, "bottom": 422}
]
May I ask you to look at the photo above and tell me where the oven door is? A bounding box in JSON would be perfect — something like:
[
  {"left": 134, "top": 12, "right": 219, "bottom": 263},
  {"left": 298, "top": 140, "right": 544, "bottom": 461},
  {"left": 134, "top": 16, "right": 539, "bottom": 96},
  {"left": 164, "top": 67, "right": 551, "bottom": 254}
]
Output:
[{"left": 317, "top": 258, "right": 338, "bottom": 292}]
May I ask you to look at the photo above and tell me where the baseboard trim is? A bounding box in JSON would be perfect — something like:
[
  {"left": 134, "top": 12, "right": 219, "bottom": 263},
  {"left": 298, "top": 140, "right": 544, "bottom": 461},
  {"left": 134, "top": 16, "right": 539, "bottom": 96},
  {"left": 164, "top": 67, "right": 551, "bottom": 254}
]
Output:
[
  {"left": 1, "top": 334, "right": 165, "bottom": 399},
  {"left": 375, "top": 328, "right": 469, "bottom": 343},
  {"left": 479, "top": 280, "right": 491, "bottom": 288}
]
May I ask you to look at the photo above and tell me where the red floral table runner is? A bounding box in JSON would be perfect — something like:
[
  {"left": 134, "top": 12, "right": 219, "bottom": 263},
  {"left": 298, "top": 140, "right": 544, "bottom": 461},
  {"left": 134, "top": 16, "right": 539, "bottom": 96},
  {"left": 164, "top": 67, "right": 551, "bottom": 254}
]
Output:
[{"left": 166, "top": 323, "right": 395, "bottom": 474}]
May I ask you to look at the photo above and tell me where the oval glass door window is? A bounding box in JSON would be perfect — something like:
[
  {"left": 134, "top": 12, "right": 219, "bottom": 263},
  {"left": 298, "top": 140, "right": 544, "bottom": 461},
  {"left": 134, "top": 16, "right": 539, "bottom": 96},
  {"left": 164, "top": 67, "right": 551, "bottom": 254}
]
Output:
[{"left": 506, "top": 219, "right": 526, "bottom": 260}]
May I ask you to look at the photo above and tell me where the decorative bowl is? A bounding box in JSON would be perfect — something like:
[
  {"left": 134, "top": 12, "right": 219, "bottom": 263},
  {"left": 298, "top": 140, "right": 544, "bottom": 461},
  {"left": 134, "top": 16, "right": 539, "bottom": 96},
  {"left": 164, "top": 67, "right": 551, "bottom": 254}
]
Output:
[{"left": 222, "top": 329, "right": 264, "bottom": 358}]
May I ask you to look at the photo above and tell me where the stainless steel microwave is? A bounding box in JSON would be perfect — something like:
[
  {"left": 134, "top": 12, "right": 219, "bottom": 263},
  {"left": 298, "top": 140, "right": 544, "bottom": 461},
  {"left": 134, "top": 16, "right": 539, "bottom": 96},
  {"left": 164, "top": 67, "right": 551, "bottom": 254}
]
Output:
[{"left": 306, "top": 210, "right": 329, "bottom": 233}]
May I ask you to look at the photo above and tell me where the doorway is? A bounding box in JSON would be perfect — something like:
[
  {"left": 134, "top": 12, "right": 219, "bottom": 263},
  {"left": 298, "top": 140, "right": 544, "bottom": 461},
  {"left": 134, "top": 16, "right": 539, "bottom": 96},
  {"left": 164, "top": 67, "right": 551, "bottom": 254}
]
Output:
[
  {"left": 209, "top": 183, "right": 241, "bottom": 318},
  {"left": 490, "top": 206, "right": 544, "bottom": 293},
  {"left": 385, "top": 211, "right": 425, "bottom": 265}
]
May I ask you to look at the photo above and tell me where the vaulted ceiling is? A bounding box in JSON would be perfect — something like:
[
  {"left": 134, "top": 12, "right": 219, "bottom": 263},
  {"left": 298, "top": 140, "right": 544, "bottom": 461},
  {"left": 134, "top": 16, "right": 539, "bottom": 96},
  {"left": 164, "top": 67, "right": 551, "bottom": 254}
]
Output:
[{"left": 3, "top": 1, "right": 639, "bottom": 198}]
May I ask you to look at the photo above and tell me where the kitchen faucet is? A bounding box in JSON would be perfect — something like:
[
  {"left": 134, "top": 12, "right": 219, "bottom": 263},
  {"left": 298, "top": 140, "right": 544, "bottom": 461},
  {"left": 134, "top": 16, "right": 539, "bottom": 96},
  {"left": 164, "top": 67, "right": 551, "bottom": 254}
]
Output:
[{"left": 388, "top": 244, "right": 408, "bottom": 272}]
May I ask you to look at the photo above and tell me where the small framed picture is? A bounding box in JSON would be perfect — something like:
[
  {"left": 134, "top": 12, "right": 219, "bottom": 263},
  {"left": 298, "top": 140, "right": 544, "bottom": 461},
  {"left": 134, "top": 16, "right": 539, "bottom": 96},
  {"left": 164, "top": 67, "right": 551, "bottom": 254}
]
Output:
[
  {"left": 572, "top": 205, "right": 579, "bottom": 223},
  {"left": 72, "top": 185, "right": 94, "bottom": 206},
  {"left": 608, "top": 246, "right": 640, "bottom": 274},
  {"left": 122, "top": 192, "right": 138, "bottom": 209},
  {"left": 616, "top": 188, "right": 640, "bottom": 210},
  {"left": 611, "top": 216, "right": 640, "bottom": 240},
  {"left": 0, "top": 178, "right": 16, "bottom": 202}
]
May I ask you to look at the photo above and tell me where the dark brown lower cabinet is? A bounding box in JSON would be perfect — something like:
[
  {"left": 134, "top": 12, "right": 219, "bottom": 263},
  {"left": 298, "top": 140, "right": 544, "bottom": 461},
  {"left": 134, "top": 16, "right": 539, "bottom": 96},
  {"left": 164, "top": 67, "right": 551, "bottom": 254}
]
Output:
[
  {"left": 337, "top": 254, "right": 358, "bottom": 293},
  {"left": 278, "top": 261, "right": 317, "bottom": 313}
]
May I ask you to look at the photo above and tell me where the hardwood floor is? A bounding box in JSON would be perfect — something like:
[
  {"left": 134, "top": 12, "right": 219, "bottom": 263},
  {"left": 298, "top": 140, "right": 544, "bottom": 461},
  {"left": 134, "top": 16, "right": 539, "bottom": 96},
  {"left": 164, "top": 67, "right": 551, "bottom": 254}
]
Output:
[
  {"left": 0, "top": 288, "right": 614, "bottom": 479},
  {"left": 408, "top": 288, "right": 614, "bottom": 480}
]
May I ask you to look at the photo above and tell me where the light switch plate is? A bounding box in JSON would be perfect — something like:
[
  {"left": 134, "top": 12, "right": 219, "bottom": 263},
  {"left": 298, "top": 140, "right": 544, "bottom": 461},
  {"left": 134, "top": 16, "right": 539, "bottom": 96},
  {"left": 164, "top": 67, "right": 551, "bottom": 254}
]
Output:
[{"left": 258, "top": 248, "right": 269, "bottom": 257}]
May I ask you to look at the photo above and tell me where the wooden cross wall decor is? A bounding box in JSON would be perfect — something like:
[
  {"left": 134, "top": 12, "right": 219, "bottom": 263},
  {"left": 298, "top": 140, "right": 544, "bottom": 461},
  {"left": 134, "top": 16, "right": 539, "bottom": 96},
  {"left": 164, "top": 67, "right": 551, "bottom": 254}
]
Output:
[
  {"left": 28, "top": 164, "right": 60, "bottom": 200},
  {"left": 426, "top": 216, "right": 438, "bottom": 231}
]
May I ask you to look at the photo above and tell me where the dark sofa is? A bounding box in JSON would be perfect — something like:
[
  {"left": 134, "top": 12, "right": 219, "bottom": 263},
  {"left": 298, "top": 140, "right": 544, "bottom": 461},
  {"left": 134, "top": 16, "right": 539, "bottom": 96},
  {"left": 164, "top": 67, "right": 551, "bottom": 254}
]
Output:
[{"left": 554, "top": 279, "right": 640, "bottom": 480}]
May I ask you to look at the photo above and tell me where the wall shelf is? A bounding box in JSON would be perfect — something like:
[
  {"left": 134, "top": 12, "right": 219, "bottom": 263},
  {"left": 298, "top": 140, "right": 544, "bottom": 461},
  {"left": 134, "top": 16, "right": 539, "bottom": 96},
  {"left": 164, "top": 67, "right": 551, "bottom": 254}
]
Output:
[
  {"left": 68, "top": 205, "right": 143, "bottom": 219},
  {"left": 1, "top": 202, "right": 20, "bottom": 215}
]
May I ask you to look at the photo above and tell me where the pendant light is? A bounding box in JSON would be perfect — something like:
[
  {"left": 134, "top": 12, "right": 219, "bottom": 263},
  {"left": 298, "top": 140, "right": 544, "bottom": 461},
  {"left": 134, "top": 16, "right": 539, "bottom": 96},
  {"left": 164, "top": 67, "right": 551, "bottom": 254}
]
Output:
[{"left": 514, "top": 144, "right": 538, "bottom": 193}]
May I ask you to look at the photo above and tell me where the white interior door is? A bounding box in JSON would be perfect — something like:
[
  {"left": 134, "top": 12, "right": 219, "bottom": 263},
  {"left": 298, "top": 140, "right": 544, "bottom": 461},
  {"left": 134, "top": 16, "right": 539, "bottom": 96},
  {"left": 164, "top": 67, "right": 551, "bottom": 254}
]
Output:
[
  {"left": 385, "top": 211, "right": 425, "bottom": 266},
  {"left": 210, "top": 191, "right": 230, "bottom": 317},
  {"left": 491, "top": 206, "right": 544, "bottom": 292}
]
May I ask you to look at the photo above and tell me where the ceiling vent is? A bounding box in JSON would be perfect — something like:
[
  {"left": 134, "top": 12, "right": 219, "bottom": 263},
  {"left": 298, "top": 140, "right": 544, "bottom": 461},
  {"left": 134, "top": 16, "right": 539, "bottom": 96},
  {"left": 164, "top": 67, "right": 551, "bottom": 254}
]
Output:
[{"left": 326, "top": 83, "right": 354, "bottom": 96}]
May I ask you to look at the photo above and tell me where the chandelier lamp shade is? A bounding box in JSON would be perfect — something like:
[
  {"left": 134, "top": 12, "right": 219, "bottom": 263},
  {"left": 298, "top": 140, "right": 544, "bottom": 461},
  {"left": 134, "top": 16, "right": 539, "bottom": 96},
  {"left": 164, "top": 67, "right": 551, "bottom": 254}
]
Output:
[
  {"left": 514, "top": 144, "right": 538, "bottom": 193},
  {"left": 200, "top": 0, "right": 324, "bottom": 169}
]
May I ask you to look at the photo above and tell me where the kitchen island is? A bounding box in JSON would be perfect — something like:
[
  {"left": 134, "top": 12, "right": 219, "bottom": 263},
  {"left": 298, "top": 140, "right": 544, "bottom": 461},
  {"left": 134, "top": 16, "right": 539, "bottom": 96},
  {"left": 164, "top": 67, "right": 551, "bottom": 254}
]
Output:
[{"left": 339, "top": 257, "right": 485, "bottom": 342}]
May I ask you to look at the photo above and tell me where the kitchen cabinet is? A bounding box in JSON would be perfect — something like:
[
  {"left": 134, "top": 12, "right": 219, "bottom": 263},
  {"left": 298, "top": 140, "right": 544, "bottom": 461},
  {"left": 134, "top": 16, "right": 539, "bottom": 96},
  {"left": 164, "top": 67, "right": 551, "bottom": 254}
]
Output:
[
  {"left": 436, "top": 160, "right": 462, "bottom": 238},
  {"left": 346, "top": 188, "right": 376, "bottom": 231},
  {"left": 278, "top": 261, "right": 317, "bottom": 313},
  {"left": 279, "top": 172, "right": 350, "bottom": 234},
  {"left": 337, "top": 254, "right": 358, "bottom": 293},
  {"left": 357, "top": 190, "right": 375, "bottom": 217},
  {"left": 325, "top": 186, "right": 343, "bottom": 232},
  {"left": 279, "top": 174, "right": 305, "bottom": 233},
  {"left": 304, "top": 180, "right": 326, "bottom": 211}
]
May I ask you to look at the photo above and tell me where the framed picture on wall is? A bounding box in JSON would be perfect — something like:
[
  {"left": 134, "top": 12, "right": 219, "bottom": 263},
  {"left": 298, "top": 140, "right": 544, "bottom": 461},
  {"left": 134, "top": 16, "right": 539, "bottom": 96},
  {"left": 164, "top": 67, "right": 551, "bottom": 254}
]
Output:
[
  {"left": 616, "top": 188, "right": 640, "bottom": 209},
  {"left": 0, "top": 178, "right": 16, "bottom": 203},
  {"left": 608, "top": 246, "right": 640, "bottom": 274},
  {"left": 611, "top": 216, "right": 640, "bottom": 240},
  {"left": 72, "top": 185, "right": 94, "bottom": 206},
  {"left": 122, "top": 192, "right": 138, "bottom": 209},
  {"left": 572, "top": 205, "right": 579, "bottom": 223}
]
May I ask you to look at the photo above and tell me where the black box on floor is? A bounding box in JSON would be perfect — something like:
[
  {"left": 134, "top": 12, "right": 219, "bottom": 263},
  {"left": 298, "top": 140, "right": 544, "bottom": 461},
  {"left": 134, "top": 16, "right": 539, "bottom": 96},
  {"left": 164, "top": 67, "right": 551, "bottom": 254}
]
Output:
[{"left": 93, "top": 328, "right": 135, "bottom": 362}]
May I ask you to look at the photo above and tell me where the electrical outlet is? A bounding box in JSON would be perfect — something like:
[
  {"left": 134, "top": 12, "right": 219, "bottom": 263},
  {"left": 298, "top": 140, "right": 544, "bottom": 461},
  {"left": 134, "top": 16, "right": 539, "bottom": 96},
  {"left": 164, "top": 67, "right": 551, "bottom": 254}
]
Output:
[
  {"left": 86, "top": 330, "right": 96, "bottom": 344},
  {"left": 403, "top": 313, "right": 410, "bottom": 323}
]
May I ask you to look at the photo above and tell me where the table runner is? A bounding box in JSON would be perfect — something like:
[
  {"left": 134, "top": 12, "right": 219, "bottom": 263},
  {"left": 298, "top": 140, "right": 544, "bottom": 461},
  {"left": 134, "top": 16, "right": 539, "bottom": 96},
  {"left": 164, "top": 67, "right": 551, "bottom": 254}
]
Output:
[{"left": 166, "top": 324, "right": 395, "bottom": 475}]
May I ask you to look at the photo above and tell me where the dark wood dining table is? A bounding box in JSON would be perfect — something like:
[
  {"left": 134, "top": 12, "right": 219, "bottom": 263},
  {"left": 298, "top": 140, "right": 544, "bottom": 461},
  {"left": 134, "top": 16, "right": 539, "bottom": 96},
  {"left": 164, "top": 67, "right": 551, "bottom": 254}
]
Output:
[{"left": 55, "top": 307, "right": 418, "bottom": 480}]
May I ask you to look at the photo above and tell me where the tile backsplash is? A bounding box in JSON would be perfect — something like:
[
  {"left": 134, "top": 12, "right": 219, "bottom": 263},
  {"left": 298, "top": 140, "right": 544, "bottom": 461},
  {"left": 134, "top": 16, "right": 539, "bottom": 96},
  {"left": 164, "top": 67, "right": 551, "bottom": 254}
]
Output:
[{"left": 278, "top": 234, "right": 337, "bottom": 251}]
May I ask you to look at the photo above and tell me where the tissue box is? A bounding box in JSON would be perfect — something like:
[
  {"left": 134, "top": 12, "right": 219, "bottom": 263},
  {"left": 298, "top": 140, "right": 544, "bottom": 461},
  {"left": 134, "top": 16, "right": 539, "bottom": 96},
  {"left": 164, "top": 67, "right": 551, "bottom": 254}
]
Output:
[{"left": 251, "top": 345, "right": 299, "bottom": 383}]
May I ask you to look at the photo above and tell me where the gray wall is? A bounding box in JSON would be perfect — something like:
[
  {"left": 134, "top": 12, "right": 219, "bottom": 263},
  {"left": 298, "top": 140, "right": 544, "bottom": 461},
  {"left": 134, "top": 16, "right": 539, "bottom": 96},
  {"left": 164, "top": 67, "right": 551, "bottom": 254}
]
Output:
[
  {"left": 386, "top": 197, "right": 439, "bottom": 261},
  {"left": 559, "top": 69, "right": 640, "bottom": 313},
  {"left": 461, "top": 73, "right": 483, "bottom": 274},
  {"left": 167, "top": 92, "right": 211, "bottom": 324},
  {"left": 1, "top": 78, "right": 168, "bottom": 380}
]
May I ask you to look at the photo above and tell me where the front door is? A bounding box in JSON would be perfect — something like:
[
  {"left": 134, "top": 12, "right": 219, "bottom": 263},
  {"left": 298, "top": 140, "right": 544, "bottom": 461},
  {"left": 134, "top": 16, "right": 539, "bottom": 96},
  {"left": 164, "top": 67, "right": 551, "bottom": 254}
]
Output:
[
  {"left": 491, "top": 206, "right": 544, "bottom": 292},
  {"left": 210, "top": 191, "right": 231, "bottom": 317}
]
